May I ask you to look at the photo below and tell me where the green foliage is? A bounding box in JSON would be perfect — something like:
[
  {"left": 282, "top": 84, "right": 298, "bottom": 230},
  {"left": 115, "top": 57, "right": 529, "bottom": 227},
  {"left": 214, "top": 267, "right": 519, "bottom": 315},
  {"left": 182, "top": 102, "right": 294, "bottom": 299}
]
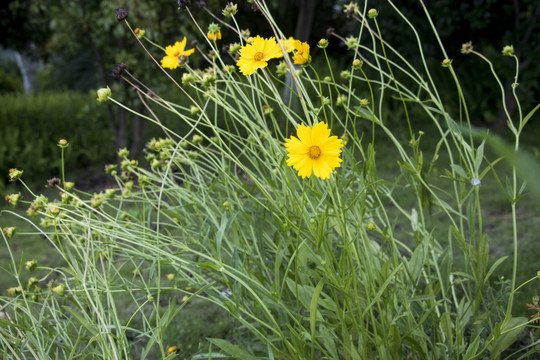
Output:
[
  {"left": 0, "top": 92, "right": 114, "bottom": 188},
  {"left": 2, "top": 1, "right": 540, "bottom": 359}
]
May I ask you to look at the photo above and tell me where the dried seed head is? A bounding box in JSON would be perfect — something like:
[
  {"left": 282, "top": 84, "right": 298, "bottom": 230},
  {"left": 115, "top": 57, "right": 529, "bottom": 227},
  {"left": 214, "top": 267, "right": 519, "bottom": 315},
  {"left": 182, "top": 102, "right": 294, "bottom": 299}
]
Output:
[
  {"left": 115, "top": 8, "right": 128, "bottom": 21},
  {"left": 111, "top": 63, "right": 126, "bottom": 79},
  {"left": 47, "top": 177, "right": 61, "bottom": 188},
  {"left": 461, "top": 41, "right": 473, "bottom": 54},
  {"left": 177, "top": 0, "right": 191, "bottom": 10}
]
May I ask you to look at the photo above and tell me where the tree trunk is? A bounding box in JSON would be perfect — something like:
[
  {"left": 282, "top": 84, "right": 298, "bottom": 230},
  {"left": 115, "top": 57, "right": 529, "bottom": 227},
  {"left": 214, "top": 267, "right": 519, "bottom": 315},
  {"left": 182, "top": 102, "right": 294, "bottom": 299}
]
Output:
[{"left": 294, "top": 0, "right": 318, "bottom": 41}]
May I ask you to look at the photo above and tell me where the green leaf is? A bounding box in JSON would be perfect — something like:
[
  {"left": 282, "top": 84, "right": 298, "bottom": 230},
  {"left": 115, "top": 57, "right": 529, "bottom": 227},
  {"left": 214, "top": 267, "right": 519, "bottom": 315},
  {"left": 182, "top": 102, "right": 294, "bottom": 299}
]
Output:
[
  {"left": 208, "top": 338, "right": 260, "bottom": 359},
  {"left": 522, "top": 102, "right": 540, "bottom": 129},
  {"left": 310, "top": 278, "right": 325, "bottom": 336},
  {"left": 489, "top": 317, "right": 528, "bottom": 359},
  {"left": 440, "top": 312, "right": 453, "bottom": 348}
]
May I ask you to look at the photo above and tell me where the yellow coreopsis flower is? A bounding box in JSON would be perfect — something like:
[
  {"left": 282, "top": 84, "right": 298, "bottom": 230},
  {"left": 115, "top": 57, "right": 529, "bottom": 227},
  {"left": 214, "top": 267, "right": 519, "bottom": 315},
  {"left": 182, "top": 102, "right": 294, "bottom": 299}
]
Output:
[
  {"left": 207, "top": 23, "right": 222, "bottom": 41},
  {"left": 207, "top": 30, "right": 222, "bottom": 40},
  {"left": 285, "top": 122, "right": 344, "bottom": 179},
  {"left": 292, "top": 40, "right": 310, "bottom": 65},
  {"left": 236, "top": 36, "right": 284, "bottom": 75},
  {"left": 161, "top": 37, "right": 195, "bottom": 70},
  {"left": 279, "top": 37, "right": 296, "bottom": 53}
]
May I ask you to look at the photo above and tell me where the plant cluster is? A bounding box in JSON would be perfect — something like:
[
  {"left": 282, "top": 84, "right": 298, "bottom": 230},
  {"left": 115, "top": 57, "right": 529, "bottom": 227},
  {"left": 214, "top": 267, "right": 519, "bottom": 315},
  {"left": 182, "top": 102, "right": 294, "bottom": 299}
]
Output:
[{"left": 1, "top": 1, "right": 539, "bottom": 359}]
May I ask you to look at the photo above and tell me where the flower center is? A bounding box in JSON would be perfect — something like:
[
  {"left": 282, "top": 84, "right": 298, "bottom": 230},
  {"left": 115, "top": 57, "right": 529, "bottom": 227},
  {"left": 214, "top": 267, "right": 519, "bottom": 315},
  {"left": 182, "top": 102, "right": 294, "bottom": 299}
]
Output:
[
  {"left": 253, "top": 51, "right": 264, "bottom": 61},
  {"left": 173, "top": 50, "right": 181, "bottom": 57},
  {"left": 308, "top": 145, "right": 322, "bottom": 159}
]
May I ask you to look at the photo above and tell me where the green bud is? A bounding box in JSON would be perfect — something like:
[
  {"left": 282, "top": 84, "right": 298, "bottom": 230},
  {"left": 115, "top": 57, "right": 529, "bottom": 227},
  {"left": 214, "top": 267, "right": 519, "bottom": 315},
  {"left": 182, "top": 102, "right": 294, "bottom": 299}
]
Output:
[
  {"left": 222, "top": 2, "right": 238, "bottom": 17},
  {"left": 3, "top": 227, "right": 16, "bottom": 239},
  {"left": 8, "top": 168, "right": 23, "bottom": 181},
  {"left": 367, "top": 8, "right": 378, "bottom": 19},
  {"left": 51, "top": 284, "right": 66, "bottom": 297},
  {"left": 25, "top": 260, "right": 38, "bottom": 272},
  {"left": 118, "top": 148, "right": 130, "bottom": 158},
  {"left": 502, "top": 45, "right": 514, "bottom": 56},
  {"left": 96, "top": 86, "right": 111, "bottom": 102},
  {"left": 317, "top": 38, "right": 329, "bottom": 49}
]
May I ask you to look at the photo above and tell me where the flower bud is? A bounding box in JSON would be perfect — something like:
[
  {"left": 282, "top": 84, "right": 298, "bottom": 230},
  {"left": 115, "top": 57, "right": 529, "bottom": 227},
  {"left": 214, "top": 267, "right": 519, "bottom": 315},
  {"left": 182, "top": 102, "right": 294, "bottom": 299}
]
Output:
[
  {"left": 222, "top": 201, "right": 231, "bottom": 210},
  {"left": 461, "top": 41, "right": 473, "bottom": 54},
  {"left": 105, "top": 164, "right": 117, "bottom": 176},
  {"left": 344, "top": 2, "right": 359, "bottom": 17},
  {"left": 323, "top": 76, "right": 331, "bottom": 82},
  {"left": 27, "top": 277, "right": 39, "bottom": 288},
  {"left": 360, "top": 98, "right": 369, "bottom": 107},
  {"left": 222, "top": 2, "right": 238, "bottom": 17},
  {"left": 182, "top": 73, "right": 196, "bottom": 86},
  {"left": 134, "top": 27, "right": 146, "bottom": 39},
  {"left": 91, "top": 193, "right": 105, "bottom": 208},
  {"left": 52, "top": 284, "right": 66, "bottom": 296},
  {"left": 366, "top": 222, "right": 376, "bottom": 231},
  {"left": 8, "top": 168, "right": 23, "bottom": 181},
  {"left": 352, "top": 59, "right": 363, "bottom": 69},
  {"left": 502, "top": 45, "right": 514, "bottom": 56},
  {"left": 317, "top": 38, "right": 329, "bottom": 49},
  {"left": 441, "top": 58, "right": 452, "bottom": 67},
  {"left": 228, "top": 42, "right": 241, "bottom": 54},
  {"left": 345, "top": 36, "right": 358, "bottom": 50},
  {"left": 275, "top": 61, "right": 289, "bottom": 77},
  {"left": 367, "top": 8, "right": 378, "bottom": 19},
  {"left": 7, "top": 286, "right": 22, "bottom": 297},
  {"left": 262, "top": 105, "right": 273, "bottom": 116},
  {"left": 64, "top": 181, "right": 75, "bottom": 191},
  {"left": 3, "top": 227, "right": 15, "bottom": 239},
  {"left": 25, "top": 260, "right": 38, "bottom": 272},
  {"left": 207, "top": 23, "right": 222, "bottom": 40},
  {"left": 105, "top": 188, "right": 116, "bottom": 198},
  {"left": 96, "top": 86, "right": 111, "bottom": 102},
  {"left": 166, "top": 273, "right": 176, "bottom": 282},
  {"left": 5, "top": 193, "right": 21, "bottom": 206},
  {"left": 118, "top": 147, "right": 130, "bottom": 158},
  {"left": 50, "top": 207, "right": 61, "bottom": 217},
  {"left": 192, "top": 134, "right": 203, "bottom": 145},
  {"left": 58, "top": 139, "right": 68, "bottom": 147},
  {"left": 147, "top": 295, "right": 154, "bottom": 302},
  {"left": 340, "top": 70, "right": 351, "bottom": 80},
  {"left": 336, "top": 94, "right": 347, "bottom": 107}
]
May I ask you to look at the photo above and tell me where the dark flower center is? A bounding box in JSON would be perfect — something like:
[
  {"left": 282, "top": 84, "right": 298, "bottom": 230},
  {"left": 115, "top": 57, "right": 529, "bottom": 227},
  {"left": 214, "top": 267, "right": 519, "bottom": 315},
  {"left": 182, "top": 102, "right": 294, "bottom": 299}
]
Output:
[{"left": 308, "top": 145, "right": 322, "bottom": 159}]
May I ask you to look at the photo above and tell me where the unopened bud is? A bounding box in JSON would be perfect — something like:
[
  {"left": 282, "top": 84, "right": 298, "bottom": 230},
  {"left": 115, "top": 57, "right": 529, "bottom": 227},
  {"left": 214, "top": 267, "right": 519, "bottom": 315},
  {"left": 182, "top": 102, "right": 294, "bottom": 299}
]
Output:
[
  {"left": 367, "top": 8, "right": 378, "bottom": 19},
  {"left": 97, "top": 86, "right": 111, "bottom": 102}
]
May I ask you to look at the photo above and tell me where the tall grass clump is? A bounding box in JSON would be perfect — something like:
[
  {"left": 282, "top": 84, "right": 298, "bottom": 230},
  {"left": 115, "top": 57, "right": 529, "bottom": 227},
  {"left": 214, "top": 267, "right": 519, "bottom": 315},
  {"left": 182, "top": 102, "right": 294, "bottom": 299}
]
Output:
[{"left": 2, "top": 1, "right": 540, "bottom": 359}]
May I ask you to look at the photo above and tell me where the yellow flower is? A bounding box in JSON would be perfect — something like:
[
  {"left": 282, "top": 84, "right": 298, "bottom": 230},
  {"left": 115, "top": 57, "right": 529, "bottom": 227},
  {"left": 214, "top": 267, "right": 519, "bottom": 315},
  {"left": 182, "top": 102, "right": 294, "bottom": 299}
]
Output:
[
  {"left": 279, "top": 37, "right": 296, "bottom": 53},
  {"left": 207, "top": 30, "right": 222, "bottom": 40},
  {"left": 236, "top": 36, "right": 284, "bottom": 75},
  {"left": 167, "top": 346, "right": 178, "bottom": 355},
  {"left": 161, "top": 37, "right": 195, "bottom": 70},
  {"left": 292, "top": 40, "right": 310, "bottom": 65},
  {"left": 285, "top": 122, "right": 344, "bottom": 179}
]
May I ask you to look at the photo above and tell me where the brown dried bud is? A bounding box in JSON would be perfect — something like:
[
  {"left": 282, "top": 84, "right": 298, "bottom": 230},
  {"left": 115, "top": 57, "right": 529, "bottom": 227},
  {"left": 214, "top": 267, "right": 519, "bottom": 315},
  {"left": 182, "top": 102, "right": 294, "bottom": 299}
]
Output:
[
  {"left": 47, "top": 177, "right": 61, "bottom": 188},
  {"left": 196, "top": 1, "right": 206, "bottom": 8},
  {"left": 177, "top": 0, "right": 191, "bottom": 10},
  {"left": 116, "top": 8, "right": 128, "bottom": 21},
  {"left": 191, "top": 39, "right": 198, "bottom": 47},
  {"left": 326, "top": 27, "right": 335, "bottom": 36},
  {"left": 111, "top": 63, "right": 126, "bottom": 79}
]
